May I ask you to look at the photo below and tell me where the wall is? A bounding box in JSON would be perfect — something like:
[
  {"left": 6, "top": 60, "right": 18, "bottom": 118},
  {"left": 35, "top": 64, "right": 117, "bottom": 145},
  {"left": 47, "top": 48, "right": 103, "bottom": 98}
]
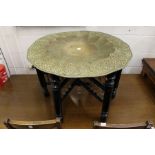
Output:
[{"left": 0, "top": 26, "right": 155, "bottom": 75}]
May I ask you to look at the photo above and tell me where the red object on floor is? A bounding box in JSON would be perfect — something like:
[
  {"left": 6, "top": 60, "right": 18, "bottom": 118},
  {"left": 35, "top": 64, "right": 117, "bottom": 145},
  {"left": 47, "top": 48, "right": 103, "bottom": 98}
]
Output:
[{"left": 0, "top": 64, "right": 8, "bottom": 87}]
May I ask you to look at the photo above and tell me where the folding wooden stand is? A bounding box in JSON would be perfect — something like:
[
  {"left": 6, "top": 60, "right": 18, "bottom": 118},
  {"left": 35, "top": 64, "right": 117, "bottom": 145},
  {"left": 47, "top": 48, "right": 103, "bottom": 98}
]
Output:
[{"left": 36, "top": 68, "right": 122, "bottom": 123}]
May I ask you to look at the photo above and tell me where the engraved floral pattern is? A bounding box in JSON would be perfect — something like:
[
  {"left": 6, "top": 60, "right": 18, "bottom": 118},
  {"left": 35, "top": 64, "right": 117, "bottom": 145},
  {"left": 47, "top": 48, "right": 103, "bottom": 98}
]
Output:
[{"left": 27, "top": 31, "right": 132, "bottom": 78}]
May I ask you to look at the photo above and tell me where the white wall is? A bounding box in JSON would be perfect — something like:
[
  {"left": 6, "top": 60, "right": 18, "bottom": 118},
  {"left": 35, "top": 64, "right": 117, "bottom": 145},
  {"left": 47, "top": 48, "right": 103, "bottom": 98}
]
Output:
[{"left": 0, "top": 26, "right": 155, "bottom": 75}]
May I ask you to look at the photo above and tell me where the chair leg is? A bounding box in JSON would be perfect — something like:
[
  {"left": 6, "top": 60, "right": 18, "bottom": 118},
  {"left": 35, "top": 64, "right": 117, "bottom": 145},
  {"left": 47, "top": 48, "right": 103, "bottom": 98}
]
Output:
[
  {"left": 51, "top": 75, "right": 63, "bottom": 121},
  {"left": 100, "top": 72, "right": 116, "bottom": 122},
  {"left": 36, "top": 68, "right": 50, "bottom": 97}
]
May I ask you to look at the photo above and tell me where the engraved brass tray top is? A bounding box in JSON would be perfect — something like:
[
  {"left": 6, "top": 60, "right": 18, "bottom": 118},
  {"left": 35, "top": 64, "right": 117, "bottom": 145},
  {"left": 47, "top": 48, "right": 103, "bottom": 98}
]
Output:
[{"left": 27, "top": 31, "right": 132, "bottom": 78}]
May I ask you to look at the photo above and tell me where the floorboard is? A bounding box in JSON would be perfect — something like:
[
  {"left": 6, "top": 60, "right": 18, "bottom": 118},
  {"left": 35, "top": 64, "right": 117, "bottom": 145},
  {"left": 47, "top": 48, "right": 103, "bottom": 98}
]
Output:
[{"left": 0, "top": 74, "right": 155, "bottom": 129}]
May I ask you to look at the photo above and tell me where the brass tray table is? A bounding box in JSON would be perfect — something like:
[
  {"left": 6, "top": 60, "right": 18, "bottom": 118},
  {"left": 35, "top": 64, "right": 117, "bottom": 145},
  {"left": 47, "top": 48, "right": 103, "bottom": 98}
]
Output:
[{"left": 27, "top": 31, "right": 132, "bottom": 122}]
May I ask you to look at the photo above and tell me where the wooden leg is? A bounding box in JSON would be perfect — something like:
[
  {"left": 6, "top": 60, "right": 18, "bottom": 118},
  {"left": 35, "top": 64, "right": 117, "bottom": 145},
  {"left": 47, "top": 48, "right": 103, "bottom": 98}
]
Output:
[
  {"left": 112, "top": 70, "right": 122, "bottom": 99},
  {"left": 141, "top": 67, "right": 147, "bottom": 77},
  {"left": 51, "top": 75, "right": 63, "bottom": 121},
  {"left": 36, "top": 68, "right": 50, "bottom": 97},
  {"left": 100, "top": 72, "right": 116, "bottom": 122}
]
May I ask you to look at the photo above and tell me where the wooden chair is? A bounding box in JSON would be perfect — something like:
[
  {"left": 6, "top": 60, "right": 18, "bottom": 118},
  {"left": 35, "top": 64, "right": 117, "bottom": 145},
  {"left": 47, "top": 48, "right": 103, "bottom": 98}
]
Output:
[
  {"left": 93, "top": 121, "right": 154, "bottom": 129},
  {"left": 4, "top": 118, "right": 61, "bottom": 129}
]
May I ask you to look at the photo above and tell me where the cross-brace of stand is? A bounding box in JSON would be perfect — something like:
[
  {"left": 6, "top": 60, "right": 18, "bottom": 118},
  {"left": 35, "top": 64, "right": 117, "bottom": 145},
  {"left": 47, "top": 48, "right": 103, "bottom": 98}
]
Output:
[{"left": 36, "top": 68, "right": 122, "bottom": 123}]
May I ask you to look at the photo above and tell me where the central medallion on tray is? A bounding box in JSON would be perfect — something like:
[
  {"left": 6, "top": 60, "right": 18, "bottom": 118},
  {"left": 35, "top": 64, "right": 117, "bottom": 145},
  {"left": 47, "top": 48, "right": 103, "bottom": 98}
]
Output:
[{"left": 64, "top": 40, "right": 96, "bottom": 57}]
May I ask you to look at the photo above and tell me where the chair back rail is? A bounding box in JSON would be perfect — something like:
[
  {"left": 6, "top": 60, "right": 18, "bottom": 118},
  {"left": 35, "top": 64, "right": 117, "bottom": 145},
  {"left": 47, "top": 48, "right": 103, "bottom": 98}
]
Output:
[
  {"left": 4, "top": 118, "right": 61, "bottom": 129},
  {"left": 93, "top": 121, "right": 154, "bottom": 129}
]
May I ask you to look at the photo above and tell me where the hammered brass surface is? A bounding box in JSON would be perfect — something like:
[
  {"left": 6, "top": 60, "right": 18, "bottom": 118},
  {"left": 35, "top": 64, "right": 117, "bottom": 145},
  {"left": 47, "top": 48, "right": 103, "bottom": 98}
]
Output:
[{"left": 27, "top": 31, "right": 132, "bottom": 77}]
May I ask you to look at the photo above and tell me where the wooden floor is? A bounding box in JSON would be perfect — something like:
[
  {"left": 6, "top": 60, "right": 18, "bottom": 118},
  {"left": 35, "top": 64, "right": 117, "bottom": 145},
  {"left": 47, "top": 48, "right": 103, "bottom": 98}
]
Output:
[{"left": 0, "top": 74, "right": 155, "bottom": 129}]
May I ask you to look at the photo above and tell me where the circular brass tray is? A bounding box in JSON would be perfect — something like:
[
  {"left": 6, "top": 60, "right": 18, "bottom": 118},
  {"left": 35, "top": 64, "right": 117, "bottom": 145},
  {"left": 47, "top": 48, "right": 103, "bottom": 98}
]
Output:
[{"left": 27, "top": 31, "right": 132, "bottom": 78}]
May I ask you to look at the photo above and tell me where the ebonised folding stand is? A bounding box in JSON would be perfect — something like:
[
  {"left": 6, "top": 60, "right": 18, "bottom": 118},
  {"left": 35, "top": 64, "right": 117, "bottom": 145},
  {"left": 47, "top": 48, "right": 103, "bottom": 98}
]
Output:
[{"left": 36, "top": 68, "right": 122, "bottom": 123}]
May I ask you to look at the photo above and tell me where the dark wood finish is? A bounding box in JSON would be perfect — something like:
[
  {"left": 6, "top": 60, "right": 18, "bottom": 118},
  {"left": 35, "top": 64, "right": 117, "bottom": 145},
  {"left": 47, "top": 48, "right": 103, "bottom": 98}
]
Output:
[
  {"left": 36, "top": 68, "right": 50, "bottom": 97},
  {"left": 77, "top": 79, "right": 103, "bottom": 102},
  {"left": 4, "top": 118, "right": 61, "bottom": 129},
  {"left": 51, "top": 75, "right": 63, "bottom": 120},
  {"left": 112, "top": 70, "right": 122, "bottom": 99},
  {"left": 93, "top": 120, "right": 154, "bottom": 129},
  {"left": 142, "top": 58, "right": 155, "bottom": 85},
  {"left": 61, "top": 79, "right": 78, "bottom": 100},
  {"left": 100, "top": 72, "right": 116, "bottom": 122},
  {"left": 36, "top": 69, "right": 121, "bottom": 122},
  {"left": 88, "top": 78, "right": 105, "bottom": 91}
]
